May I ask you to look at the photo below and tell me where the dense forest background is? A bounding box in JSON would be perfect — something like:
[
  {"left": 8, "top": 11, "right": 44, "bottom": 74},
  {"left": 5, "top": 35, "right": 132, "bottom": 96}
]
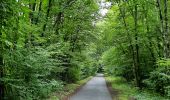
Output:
[
  {"left": 0, "top": 0, "right": 170, "bottom": 100},
  {"left": 101, "top": 0, "right": 170, "bottom": 98}
]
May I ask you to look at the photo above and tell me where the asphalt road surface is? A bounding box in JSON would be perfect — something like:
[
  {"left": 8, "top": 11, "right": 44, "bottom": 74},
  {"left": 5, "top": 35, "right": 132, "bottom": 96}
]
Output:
[{"left": 69, "top": 74, "right": 112, "bottom": 100}]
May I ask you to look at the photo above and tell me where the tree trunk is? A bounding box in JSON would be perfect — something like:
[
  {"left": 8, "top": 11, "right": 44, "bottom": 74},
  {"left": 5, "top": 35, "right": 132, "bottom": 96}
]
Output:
[
  {"left": 164, "top": 0, "right": 169, "bottom": 58},
  {"left": 35, "top": 0, "right": 42, "bottom": 24},
  {"left": 134, "top": 1, "right": 141, "bottom": 88},
  {"left": 29, "top": 0, "right": 37, "bottom": 24},
  {"left": 118, "top": 0, "right": 141, "bottom": 88},
  {"left": 54, "top": 12, "right": 63, "bottom": 34},
  {"left": 25, "top": 0, "right": 37, "bottom": 47},
  {"left": 0, "top": 32, "right": 4, "bottom": 100},
  {"left": 156, "top": 0, "right": 166, "bottom": 58},
  {"left": 42, "top": 0, "right": 52, "bottom": 36},
  {"left": 143, "top": 5, "right": 156, "bottom": 66}
]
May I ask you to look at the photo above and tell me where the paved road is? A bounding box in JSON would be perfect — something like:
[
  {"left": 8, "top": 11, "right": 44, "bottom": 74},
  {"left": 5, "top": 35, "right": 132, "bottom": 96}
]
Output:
[{"left": 69, "top": 74, "right": 112, "bottom": 100}]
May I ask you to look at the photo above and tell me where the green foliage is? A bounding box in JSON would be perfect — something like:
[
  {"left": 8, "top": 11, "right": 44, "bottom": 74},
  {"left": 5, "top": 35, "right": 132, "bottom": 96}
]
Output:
[
  {"left": 0, "top": 0, "right": 99, "bottom": 99},
  {"left": 47, "top": 76, "right": 92, "bottom": 100},
  {"left": 98, "top": 0, "right": 170, "bottom": 98},
  {"left": 144, "top": 59, "right": 170, "bottom": 97},
  {"left": 3, "top": 47, "right": 63, "bottom": 99},
  {"left": 106, "top": 76, "right": 169, "bottom": 100}
]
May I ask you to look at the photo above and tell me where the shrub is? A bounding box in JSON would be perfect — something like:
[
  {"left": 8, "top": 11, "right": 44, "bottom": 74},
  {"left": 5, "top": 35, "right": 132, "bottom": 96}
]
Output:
[{"left": 144, "top": 59, "right": 170, "bottom": 97}]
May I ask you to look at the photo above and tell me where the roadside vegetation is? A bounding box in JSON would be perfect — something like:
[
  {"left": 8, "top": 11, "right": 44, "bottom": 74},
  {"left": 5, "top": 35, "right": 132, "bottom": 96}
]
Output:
[
  {"left": 47, "top": 76, "right": 92, "bottom": 100},
  {"left": 106, "top": 76, "right": 169, "bottom": 100}
]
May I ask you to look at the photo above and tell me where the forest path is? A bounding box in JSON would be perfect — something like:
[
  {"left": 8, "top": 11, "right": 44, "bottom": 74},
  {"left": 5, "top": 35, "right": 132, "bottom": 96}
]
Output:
[{"left": 69, "top": 74, "right": 112, "bottom": 100}]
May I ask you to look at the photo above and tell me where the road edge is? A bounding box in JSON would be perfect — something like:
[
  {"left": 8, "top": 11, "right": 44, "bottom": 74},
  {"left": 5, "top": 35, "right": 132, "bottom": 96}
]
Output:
[
  {"left": 62, "top": 76, "right": 93, "bottom": 100},
  {"left": 105, "top": 76, "right": 119, "bottom": 100}
]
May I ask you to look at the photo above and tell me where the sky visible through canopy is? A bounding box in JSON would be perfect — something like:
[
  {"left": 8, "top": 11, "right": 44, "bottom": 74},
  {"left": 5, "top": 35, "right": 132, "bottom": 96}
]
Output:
[{"left": 99, "top": 0, "right": 112, "bottom": 16}]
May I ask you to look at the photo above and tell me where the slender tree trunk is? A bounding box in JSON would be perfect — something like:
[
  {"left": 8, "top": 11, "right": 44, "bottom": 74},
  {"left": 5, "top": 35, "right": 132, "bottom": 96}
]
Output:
[
  {"left": 13, "top": 16, "right": 19, "bottom": 50},
  {"left": 156, "top": 0, "right": 169, "bottom": 58},
  {"left": 0, "top": 31, "right": 4, "bottom": 100},
  {"left": 53, "top": 0, "right": 76, "bottom": 35},
  {"left": 117, "top": 1, "right": 135, "bottom": 81},
  {"left": 156, "top": 26, "right": 163, "bottom": 57},
  {"left": 53, "top": 12, "right": 64, "bottom": 34},
  {"left": 0, "top": 61, "right": 4, "bottom": 100},
  {"left": 0, "top": 0, "right": 6, "bottom": 97},
  {"left": 134, "top": 1, "right": 141, "bottom": 88},
  {"left": 29, "top": 0, "right": 37, "bottom": 24},
  {"left": 117, "top": 2, "right": 134, "bottom": 58},
  {"left": 156, "top": 0, "right": 166, "bottom": 58},
  {"left": 143, "top": 5, "right": 156, "bottom": 65},
  {"left": 25, "top": 0, "right": 37, "bottom": 47},
  {"left": 117, "top": 1, "right": 141, "bottom": 88},
  {"left": 164, "top": 0, "right": 169, "bottom": 58},
  {"left": 35, "top": 0, "right": 42, "bottom": 24},
  {"left": 42, "top": 0, "right": 52, "bottom": 36}
]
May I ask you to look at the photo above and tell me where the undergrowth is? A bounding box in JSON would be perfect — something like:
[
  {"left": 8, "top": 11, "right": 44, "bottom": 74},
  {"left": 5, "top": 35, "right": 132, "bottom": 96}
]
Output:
[
  {"left": 47, "top": 76, "right": 92, "bottom": 100},
  {"left": 106, "top": 76, "right": 169, "bottom": 100}
]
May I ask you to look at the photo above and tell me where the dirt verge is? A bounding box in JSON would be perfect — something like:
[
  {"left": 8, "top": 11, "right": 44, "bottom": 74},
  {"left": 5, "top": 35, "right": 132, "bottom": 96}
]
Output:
[{"left": 105, "top": 77, "right": 119, "bottom": 100}]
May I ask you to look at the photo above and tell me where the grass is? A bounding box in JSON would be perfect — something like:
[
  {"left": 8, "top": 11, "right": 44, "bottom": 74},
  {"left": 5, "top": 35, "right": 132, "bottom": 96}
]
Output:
[
  {"left": 106, "top": 76, "right": 169, "bottom": 100},
  {"left": 47, "top": 76, "right": 93, "bottom": 100}
]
